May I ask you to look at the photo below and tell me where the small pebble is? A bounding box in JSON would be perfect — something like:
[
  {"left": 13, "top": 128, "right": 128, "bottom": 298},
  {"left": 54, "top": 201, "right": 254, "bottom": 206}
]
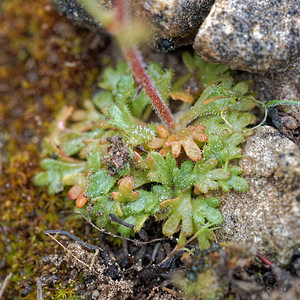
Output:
[{"left": 281, "top": 116, "right": 298, "bottom": 130}]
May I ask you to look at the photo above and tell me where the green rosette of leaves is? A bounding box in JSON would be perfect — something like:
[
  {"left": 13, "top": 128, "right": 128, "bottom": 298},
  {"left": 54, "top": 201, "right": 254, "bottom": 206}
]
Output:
[{"left": 35, "top": 53, "right": 258, "bottom": 250}]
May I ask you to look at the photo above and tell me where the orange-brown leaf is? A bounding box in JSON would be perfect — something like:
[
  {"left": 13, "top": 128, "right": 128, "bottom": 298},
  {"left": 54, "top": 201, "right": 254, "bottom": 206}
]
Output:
[
  {"left": 68, "top": 184, "right": 83, "bottom": 200},
  {"left": 189, "top": 125, "right": 207, "bottom": 142},
  {"left": 164, "top": 125, "right": 207, "bottom": 161},
  {"left": 170, "top": 91, "right": 194, "bottom": 103},
  {"left": 182, "top": 139, "right": 202, "bottom": 162},
  {"left": 157, "top": 124, "right": 170, "bottom": 138},
  {"left": 147, "top": 137, "right": 166, "bottom": 149},
  {"left": 147, "top": 124, "right": 207, "bottom": 161},
  {"left": 112, "top": 176, "right": 139, "bottom": 202},
  {"left": 76, "top": 194, "right": 88, "bottom": 208}
]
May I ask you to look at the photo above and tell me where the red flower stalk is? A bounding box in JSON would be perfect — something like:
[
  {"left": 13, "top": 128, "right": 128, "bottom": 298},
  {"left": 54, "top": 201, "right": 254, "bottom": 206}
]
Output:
[
  {"left": 113, "top": 0, "right": 175, "bottom": 130},
  {"left": 109, "top": 0, "right": 175, "bottom": 130},
  {"left": 80, "top": 0, "right": 176, "bottom": 130},
  {"left": 114, "top": 0, "right": 127, "bottom": 25},
  {"left": 124, "top": 46, "right": 175, "bottom": 130}
]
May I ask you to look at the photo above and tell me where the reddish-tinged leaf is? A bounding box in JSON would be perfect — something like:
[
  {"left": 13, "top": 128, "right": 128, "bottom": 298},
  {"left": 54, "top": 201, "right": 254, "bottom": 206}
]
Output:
[
  {"left": 56, "top": 106, "right": 74, "bottom": 131},
  {"left": 164, "top": 125, "right": 207, "bottom": 161},
  {"left": 59, "top": 146, "right": 83, "bottom": 163},
  {"left": 157, "top": 124, "right": 170, "bottom": 138},
  {"left": 68, "top": 184, "right": 83, "bottom": 200},
  {"left": 112, "top": 176, "right": 139, "bottom": 202},
  {"left": 164, "top": 135, "right": 181, "bottom": 158},
  {"left": 182, "top": 140, "right": 202, "bottom": 162},
  {"left": 76, "top": 194, "right": 88, "bottom": 208},
  {"left": 159, "top": 147, "right": 171, "bottom": 157},
  {"left": 147, "top": 125, "right": 169, "bottom": 149},
  {"left": 147, "top": 124, "right": 207, "bottom": 161},
  {"left": 189, "top": 125, "right": 207, "bottom": 142},
  {"left": 147, "top": 138, "right": 165, "bottom": 149},
  {"left": 145, "top": 155, "right": 155, "bottom": 170},
  {"left": 133, "top": 151, "right": 146, "bottom": 169},
  {"left": 203, "top": 96, "right": 226, "bottom": 104},
  {"left": 194, "top": 186, "right": 201, "bottom": 195}
]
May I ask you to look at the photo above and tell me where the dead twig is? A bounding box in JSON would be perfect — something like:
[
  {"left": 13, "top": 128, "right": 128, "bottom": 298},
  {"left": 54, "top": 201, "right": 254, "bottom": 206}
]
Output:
[
  {"left": 45, "top": 232, "right": 92, "bottom": 271},
  {"left": 44, "top": 230, "right": 121, "bottom": 279},
  {"left": 44, "top": 229, "right": 102, "bottom": 251},
  {"left": 77, "top": 212, "right": 168, "bottom": 246},
  {"left": 109, "top": 213, "right": 134, "bottom": 229},
  {"left": 162, "top": 287, "right": 183, "bottom": 298},
  {"left": 36, "top": 277, "right": 43, "bottom": 300},
  {"left": 89, "top": 249, "right": 99, "bottom": 271},
  {"left": 0, "top": 221, "right": 10, "bottom": 269},
  {"left": 0, "top": 272, "right": 12, "bottom": 299}
]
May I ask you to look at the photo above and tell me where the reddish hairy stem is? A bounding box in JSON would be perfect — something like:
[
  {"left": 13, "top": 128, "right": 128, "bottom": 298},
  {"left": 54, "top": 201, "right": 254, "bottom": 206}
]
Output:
[
  {"left": 114, "top": 0, "right": 127, "bottom": 25},
  {"left": 108, "top": 0, "right": 175, "bottom": 129},
  {"left": 125, "top": 46, "right": 175, "bottom": 130}
]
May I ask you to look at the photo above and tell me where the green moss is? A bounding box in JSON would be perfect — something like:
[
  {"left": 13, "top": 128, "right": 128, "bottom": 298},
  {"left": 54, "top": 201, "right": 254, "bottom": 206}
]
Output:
[{"left": 0, "top": 0, "right": 104, "bottom": 297}]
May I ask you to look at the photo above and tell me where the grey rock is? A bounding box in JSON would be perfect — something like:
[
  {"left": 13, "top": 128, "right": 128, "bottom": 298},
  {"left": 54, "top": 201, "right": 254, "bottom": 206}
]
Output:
[
  {"left": 51, "top": 0, "right": 214, "bottom": 51},
  {"left": 52, "top": 0, "right": 300, "bottom": 72},
  {"left": 131, "top": 0, "right": 215, "bottom": 52},
  {"left": 214, "top": 126, "right": 300, "bottom": 266},
  {"left": 194, "top": 0, "right": 300, "bottom": 72},
  {"left": 51, "top": 0, "right": 103, "bottom": 30}
]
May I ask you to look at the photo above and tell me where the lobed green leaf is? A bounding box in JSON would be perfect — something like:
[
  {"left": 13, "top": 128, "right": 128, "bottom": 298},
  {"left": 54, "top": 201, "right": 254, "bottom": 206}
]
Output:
[
  {"left": 34, "top": 158, "right": 86, "bottom": 194},
  {"left": 87, "top": 170, "right": 117, "bottom": 198}
]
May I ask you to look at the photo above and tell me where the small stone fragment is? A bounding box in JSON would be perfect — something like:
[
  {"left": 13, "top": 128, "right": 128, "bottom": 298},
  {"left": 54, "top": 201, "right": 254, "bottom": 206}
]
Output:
[
  {"left": 281, "top": 116, "right": 298, "bottom": 131},
  {"left": 290, "top": 248, "right": 300, "bottom": 277},
  {"left": 214, "top": 126, "right": 300, "bottom": 266},
  {"left": 194, "top": 0, "right": 300, "bottom": 72}
]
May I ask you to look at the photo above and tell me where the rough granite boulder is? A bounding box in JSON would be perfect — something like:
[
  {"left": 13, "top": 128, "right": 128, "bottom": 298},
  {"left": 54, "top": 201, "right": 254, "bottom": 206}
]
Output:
[
  {"left": 214, "top": 126, "right": 300, "bottom": 266},
  {"left": 193, "top": 0, "right": 300, "bottom": 72}
]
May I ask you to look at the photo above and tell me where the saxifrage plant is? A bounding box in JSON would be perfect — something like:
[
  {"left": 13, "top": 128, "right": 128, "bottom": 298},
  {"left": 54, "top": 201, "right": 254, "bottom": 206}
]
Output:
[{"left": 35, "top": 50, "right": 258, "bottom": 250}]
